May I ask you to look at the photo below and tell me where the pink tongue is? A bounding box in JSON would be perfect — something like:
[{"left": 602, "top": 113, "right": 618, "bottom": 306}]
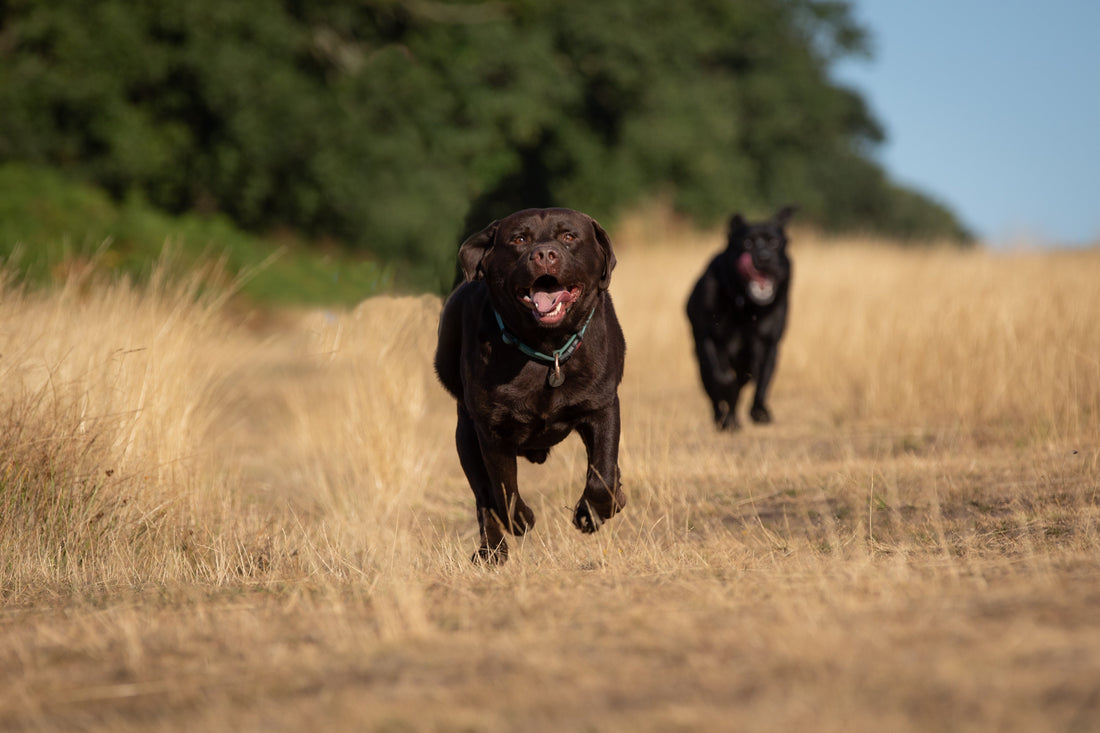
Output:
[
  {"left": 738, "top": 252, "right": 769, "bottom": 286},
  {"left": 533, "top": 288, "right": 569, "bottom": 314}
]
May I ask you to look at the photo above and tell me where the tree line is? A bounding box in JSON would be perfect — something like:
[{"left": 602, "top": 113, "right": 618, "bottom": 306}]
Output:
[{"left": 0, "top": 0, "right": 971, "bottom": 289}]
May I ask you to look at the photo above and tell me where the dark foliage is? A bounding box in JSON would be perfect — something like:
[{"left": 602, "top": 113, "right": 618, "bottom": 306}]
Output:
[{"left": 0, "top": 0, "right": 971, "bottom": 291}]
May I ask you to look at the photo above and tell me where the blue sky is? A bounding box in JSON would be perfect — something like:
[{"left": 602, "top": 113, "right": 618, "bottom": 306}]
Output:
[{"left": 832, "top": 1, "right": 1100, "bottom": 247}]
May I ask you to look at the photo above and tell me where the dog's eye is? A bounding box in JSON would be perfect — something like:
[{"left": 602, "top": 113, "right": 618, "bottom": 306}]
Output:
[
  {"left": 509, "top": 234, "right": 527, "bottom": 246},
  {"left": 560, "top": 232, "right": 577, "bottom": 244}
]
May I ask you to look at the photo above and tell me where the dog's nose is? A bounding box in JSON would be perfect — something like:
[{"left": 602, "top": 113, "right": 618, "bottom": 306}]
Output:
[{"left": 530, "top": 245, "right": 560, "bottom": 270}]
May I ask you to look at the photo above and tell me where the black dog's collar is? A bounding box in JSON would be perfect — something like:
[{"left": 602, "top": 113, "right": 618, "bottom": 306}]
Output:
[{"left": 493, "top": 307, "right": 595, "bottom": 366}]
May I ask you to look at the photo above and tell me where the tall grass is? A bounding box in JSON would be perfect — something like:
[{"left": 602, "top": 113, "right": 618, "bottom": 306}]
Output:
[
  {"left": 1, "top": 220, "right": 1099, "bottom": 731},
  {"left": 3, "top": 225, "right": 1098, "bottom": 596},
  {"left": 781, "top": 238, "right": 1100, "bottom": 440},
  {"left": 614, "top": 212, "right": 1100, "bottom": 441},
  {"left": 0, "top": 250, "right": 455, "bottom": 600},
  {"left": 0, "top": 252, "right": 255, "bottom": 595}
]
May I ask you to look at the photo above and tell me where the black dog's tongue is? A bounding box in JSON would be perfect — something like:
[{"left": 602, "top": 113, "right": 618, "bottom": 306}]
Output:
[
  {"left": 737, "top": 252, "right": 771, "bottom": 287},
  {"left": 738, "top": 252, "right": 777, "bottom": 304}
]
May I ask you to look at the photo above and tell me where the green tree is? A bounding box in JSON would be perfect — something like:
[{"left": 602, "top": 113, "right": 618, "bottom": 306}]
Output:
[{"left": 0, "top": 0, "right": 971, "bottom": 291}]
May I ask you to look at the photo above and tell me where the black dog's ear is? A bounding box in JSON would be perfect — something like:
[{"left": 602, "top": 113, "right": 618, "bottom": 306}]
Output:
[
  {"left": 457, "top": 220, "right": 499, "bottom": 282},
  {"left": 591, "top": 217, "right": 617, "bottom": 290},
  {"left": 727, "top": 214, "right": 747, "bottom": 247},
  {"left": 773, "top": 205, "right": 798, "bottom": 227}
]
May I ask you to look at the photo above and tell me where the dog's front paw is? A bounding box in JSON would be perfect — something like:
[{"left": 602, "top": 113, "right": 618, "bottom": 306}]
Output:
[
  {"left": 572, "top": 490, "right": 625, "bottom": 534},
  {"left": 573, "top": 500, "right": 601, "bottom": 534},
  {"left": 749, "top": 405, "right": 772, "bottom": 424},
  {"left": 718, "top": 414, "right": 742, "bottom": 431},
  {"left": 471, "top": 540, "right": 509, "bottom": 565},
  {"left": 506, "top": 500, "right": 536, "bottom": 536}
]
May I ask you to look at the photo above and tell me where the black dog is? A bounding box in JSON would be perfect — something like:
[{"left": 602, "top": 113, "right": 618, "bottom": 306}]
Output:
[
  {"left": 435, "top": 208, "right": 626, "bottom": 563},
  {"left": 686, "top": 206, "right": 795, "bottom": 430}
]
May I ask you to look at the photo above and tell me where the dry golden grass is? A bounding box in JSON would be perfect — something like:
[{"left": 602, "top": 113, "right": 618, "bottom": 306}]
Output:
[{"left": 1, "top": 219, "right": 1099, "bottom": 732}]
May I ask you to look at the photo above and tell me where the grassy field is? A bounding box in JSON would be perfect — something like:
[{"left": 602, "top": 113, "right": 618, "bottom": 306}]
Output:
[{"left": 1, "top": 215, "right": 1099, "bottom": 732}]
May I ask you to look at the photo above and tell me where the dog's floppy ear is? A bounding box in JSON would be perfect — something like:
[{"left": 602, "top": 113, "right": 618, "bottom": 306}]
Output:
[
  {"left": 457, "top": 220, "right": 499, "bottom": 282},
  {"left": 591, "top": 217, "right": 617, "bottom": 290},
  {"left": 773, "top": 205, "right": 797, "bottom": 227}
]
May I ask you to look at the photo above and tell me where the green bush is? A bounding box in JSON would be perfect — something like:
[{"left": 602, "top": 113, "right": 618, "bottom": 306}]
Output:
[
  {"left": 0, "top": 164, "right": 391, "bottom": 305},
  {"left": 0, "top": 0, "right": 972, "bottom": 293}
]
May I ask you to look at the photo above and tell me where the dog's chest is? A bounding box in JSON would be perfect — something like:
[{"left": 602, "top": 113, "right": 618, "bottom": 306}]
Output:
[{"left": 478, "top": 367, "right": 590, "bottom": 439}]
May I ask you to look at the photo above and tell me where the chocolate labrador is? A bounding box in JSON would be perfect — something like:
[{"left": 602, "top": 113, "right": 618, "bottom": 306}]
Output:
[
  {"left": 435, "top": 208, "right": 626, "bottom": 563},
  {"left": 686, "top": 206, "right": 795, "bottom": 430}
]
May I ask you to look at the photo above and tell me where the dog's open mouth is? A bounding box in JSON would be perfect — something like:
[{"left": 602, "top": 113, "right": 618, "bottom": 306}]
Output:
[
  {"left": 519, "top": 276, "right": 582, "bottom": 326},
  {"left": 737, "top": 252, "right": 777, "bottom": 305}
]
